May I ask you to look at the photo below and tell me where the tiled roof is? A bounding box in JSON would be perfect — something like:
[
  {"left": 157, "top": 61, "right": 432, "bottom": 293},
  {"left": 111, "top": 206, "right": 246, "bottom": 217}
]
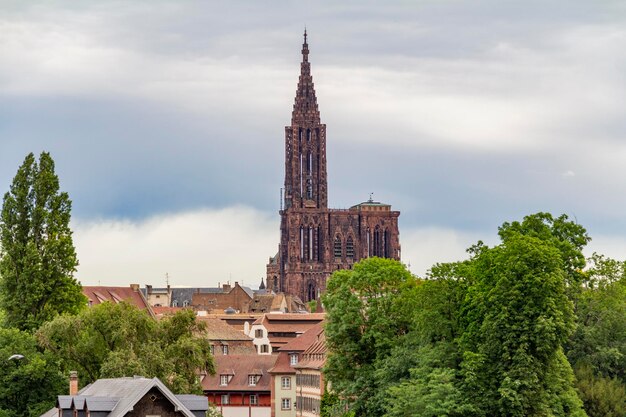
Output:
[
  {"left": 279, "top": 322, "right": 324, "bottom": 352},
  {"left": 83, "top": 286, "right": 154, "bottom": 317},
  {"left": 294, "top": 330, "right": 327, "bottom": 371},
  {"left": 197, "top": 317, "right": 252, "bottom": 341},
  {"left": 202, "top": 355, "right": 278, "bottom": 392},
  {"left": 152, "top": 306, "right": 183, "bottom": 318},
  {"left": 268, "top": 351, "right": 296, "bottom": 374}
]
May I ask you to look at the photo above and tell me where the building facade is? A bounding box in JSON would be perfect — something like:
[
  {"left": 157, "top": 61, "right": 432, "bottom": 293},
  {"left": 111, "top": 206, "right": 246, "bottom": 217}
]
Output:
[{"left": 267, "top": 32, "right": 401, "bottom": 302}]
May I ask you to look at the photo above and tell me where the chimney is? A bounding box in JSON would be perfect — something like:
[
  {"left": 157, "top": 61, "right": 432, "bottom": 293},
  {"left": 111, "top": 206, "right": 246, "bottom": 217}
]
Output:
[
  {"left": 69, "top": 371, "right": 78, "bottom": 395},
  {"left": 130, "top": 284, "right": 139, "bottom": 292}
]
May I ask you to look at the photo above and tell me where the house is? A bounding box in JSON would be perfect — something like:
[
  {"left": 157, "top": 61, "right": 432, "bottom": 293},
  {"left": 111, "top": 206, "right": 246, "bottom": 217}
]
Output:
[
  {"left": 197, "top": 316, "right": 256, "bottom": 356},
  {"left": 248, "top": 314, "right": 325, "bottom": 354},
  {"left": 202, "top": 355, "right": 278, "bottom": 417},
  {"left": 269, "top": 323, "right": 324, "bottom": 417},
  {"left": 192, "top": 282, "right": 254, "bottom": 314},
  {"left": 42, "top": 373, "right": 208, "bottom": 417},
  {"left": 83, "top": 284, "right": 155, "bottom": 318},
  {"left": 249, "top": 293, "right": 308, "bottom": 314},
  {"left": 294, "top": 329, "right": 327, "bottom": 417},
  {"left": 143, "top": 284, "right": 172, "bottom": 307}
]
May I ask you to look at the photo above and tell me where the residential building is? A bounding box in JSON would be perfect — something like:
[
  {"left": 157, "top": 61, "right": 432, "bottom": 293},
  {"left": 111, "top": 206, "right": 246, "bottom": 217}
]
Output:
[
  {"left": 294, "top": 329, "right": 327, "bottom": 417},
  {"left": 203, "top": 355, "right": 277, "bottom": 417},
  {"left": 248, "top": 314, "right": 325, "bottom": 354},
  {"left": 192, "top": 282, "right": 254, "bottom": 314},
  {"left": 144, "top": 284, "right": 172, "bottom": 307},
  {"left": 269, "top": 323, "right": 324, "bottom": 417},
  {"left": 197, "top": 316, "right": 256, "bottom": 356},
  {"left": 41, "top": 374, "right": 208, "bottom": 417},
  {"left": 266, "top": 31, "right": 401, "bottom": 303}
]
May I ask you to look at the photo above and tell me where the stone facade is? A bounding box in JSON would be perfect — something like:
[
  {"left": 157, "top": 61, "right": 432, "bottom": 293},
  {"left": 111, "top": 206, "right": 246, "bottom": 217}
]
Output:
[{"left": 266, "top": 31, "right": 401, "bottom": 302}]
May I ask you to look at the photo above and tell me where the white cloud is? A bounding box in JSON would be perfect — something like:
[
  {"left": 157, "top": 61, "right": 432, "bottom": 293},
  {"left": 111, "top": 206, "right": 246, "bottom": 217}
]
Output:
[{"left": 72, "top": 206, "right": 279, "bottom": 288}]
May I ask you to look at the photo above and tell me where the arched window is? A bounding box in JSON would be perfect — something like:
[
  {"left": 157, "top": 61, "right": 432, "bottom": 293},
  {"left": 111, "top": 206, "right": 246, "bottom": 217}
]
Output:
[
  {"left": 317, "top": 228, "right": 323, "bottom": 262},
  {"left": 273, "top": 276, "right": 278, "bottom": 292},
  {"left": 307, "top": 129, "right": 311, "bottom": 141},
  {"left": 300, "top": 226, "right": 305, "bottom": 261},
  {"left": 346, "top": 236, "right": 354, "bottom": 259},
  {"left": 307, "top": 282, "right": 316, "bottom": 302},
  {"left": 334, "top": 235, "right": 342, "bottom": 259}
]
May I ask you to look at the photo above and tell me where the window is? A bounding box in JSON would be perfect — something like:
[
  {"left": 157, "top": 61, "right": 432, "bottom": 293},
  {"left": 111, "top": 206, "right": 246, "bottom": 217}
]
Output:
[
  {"left": 281, "top": 398, "right": 291, "bottom": 410},
  {"left": 221, "top": 394, "right": 229, "bottom": 405},
  {"left": 290, "top": 354, "right": 298, "bottom": 365},
  {"left": 255, "top": 329, "right": 263, "bottom": 338},
  {"left": 182, "top": 300, "right": 189, "bottom": 307},
  {"left": 250, "top": 395, "right": 258, "bottom": 405},
  {"left": 260, "top": 344, "right": 270, "bottom": 353},
  {"left": 220, "top": 375, "right": 229, "bottom": 386},
  {"left": 222, "top": 345, "right": 228, "bottom": 355},
  {"left": 334, "top": 235, "right": 342, "bottom": 259},
  {"left": 172, "top": 300, "right": 178, "bottom": 307},
  {"left": 281, "top": 376, "right": 291, "bottom": 389},
  {"left": 248, "top": 375, "right": 257, "bottom": 386},
  {"left": 346, "top": 236, "right": 354, "bottom": 259},
  {"left": 210, "top": 345, "right": 215, "bottom": 356}
]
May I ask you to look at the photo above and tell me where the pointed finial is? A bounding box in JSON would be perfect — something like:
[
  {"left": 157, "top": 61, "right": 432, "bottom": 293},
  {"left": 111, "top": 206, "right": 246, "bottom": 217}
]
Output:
[{"left": 304, "top": 27, "right": 307, "bottom": 44}]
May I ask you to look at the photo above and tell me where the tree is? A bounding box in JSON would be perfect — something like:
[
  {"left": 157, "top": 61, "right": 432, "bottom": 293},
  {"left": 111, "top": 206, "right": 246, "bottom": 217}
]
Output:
[
  {"left": 322, "top": 257, "right": 418, "bottom": 416},
  {"left": 0, "top": 327, "right": 66, "bottom": 417},
  {"left": 460, "top": 232, "right": 586, "bottom": 417},
  {"left": 36, "top": 302, "right": 214, "bottom": 393},
  {"left": 0, "top": 152, "right": 85, "bottom": 331}
]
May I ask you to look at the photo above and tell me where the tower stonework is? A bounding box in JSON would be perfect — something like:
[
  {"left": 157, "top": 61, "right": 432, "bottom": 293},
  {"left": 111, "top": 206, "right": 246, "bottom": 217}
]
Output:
[{"left": 266, "top": 32, "right": 401, "bottom": 303}]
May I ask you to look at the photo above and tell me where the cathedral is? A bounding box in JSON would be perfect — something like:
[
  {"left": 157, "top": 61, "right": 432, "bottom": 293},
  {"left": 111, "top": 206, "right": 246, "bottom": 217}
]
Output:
[{"left": 266, "top": 32, "right": 401, "bottom": 303}]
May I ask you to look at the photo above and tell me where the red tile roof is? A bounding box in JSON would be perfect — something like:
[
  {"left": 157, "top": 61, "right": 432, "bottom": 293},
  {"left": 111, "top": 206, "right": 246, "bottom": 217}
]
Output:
[
  {"left": 83, "top": 286, "right": 154, "bottom": 317},
  {"left": 278, "top": 322, "right": 324, "bottom": 352},
  {"left": 202, "top": 355, "right": 278, "bottom": 392},
  {"left": 197, "top": 317, "right": 253, "bottom": 342}
]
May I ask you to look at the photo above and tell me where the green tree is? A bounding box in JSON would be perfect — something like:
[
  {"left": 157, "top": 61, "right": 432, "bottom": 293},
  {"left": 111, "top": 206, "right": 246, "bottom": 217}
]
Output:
[
  {"left": 0, "top": 152, "right": 85, "bottom": 331},
  {"left": 322, "top": 257, "right": 418, "bottom": 416},
  {"left": 0, "top": 327, "right": 65, "bottom": 417},
  {"left": 460, "top": 232, "right": 586, "bottom": 417},
  {"left": 36, "top": 302, "right": 214, "bottom": 393},
  {"left": 574, "top": 364, "right": 626, "bottom": 417}
]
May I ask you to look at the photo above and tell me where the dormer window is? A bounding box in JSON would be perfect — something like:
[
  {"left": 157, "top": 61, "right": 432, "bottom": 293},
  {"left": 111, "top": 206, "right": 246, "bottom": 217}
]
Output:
[
  {"left": 222, "top": 345, "right": 229, "bottom": 355},
  {"left": 248, "top": 375, "right": 258, "bottom": 386},
  {"left": 220, "top": 375, "right": 229, "bottom": 386},
  {"left": 290, "top": 354, "right": 298, "bottom": 365}
]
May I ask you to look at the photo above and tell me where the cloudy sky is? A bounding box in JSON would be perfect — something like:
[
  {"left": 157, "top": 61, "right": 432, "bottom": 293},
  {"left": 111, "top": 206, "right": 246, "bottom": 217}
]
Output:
[{"left": 1, "top": 0, "right": 625, "bottom": 288}]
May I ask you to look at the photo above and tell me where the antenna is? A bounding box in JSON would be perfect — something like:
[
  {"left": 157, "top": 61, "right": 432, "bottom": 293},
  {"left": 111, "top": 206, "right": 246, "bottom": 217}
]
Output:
[
  {"left": 165, "top": 272, "right": 169, "bottom": 286},
  {"left": 368, "top": 192, "right": 374, "bottom": 202}
]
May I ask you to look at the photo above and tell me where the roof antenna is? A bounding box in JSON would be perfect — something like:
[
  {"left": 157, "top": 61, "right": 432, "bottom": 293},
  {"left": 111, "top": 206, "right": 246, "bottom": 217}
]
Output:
[{"left": 368, "top": 192, "right": 374, "bottom": 203}]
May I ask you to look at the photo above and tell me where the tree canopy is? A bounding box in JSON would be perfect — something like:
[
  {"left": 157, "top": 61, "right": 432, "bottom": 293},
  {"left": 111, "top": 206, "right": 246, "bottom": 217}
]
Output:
[
  {"left": 0, "top": 152, "right": 85, "bottom": 331},
  {"left": 36, "top": 302, "right": 214, "bottom": 394}
]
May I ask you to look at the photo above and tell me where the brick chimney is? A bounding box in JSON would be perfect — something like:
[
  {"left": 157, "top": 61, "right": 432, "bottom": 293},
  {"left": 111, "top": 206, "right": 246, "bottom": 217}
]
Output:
[{"left": 69, "top": 371, "right": 78, "bottom": 395}]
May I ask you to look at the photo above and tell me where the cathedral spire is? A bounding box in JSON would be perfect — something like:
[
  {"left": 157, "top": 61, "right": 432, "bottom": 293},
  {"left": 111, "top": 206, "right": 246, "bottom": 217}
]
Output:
[{"left": 292, "top": 29, "right": 320, "bottom": 125}]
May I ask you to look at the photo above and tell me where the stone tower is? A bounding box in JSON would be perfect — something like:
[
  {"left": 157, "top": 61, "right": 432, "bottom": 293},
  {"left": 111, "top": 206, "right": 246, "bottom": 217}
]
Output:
[{"left": 267, "top": 32, "right": 401, "bottom": 303}]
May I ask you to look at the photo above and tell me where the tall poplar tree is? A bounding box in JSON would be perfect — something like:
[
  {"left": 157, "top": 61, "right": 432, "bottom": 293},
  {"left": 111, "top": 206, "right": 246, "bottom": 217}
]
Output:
[{"left": 0, "top": 152, "right": 85, "bottom": 331}]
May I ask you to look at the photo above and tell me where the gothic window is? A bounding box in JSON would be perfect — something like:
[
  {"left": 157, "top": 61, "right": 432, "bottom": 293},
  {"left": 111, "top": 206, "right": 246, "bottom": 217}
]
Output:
[
  {"left": 307, "top": 128, "right": 311, "bottom": 141},
  {"left": 366, "top": 229, "right": 370, "bottom": 257},
  {"left": 273, "top": 276, "right": 278, "bottom": 292},
  {"left": 334, "top": 235, "right": 342, "bottom": 259},
  {"left": 317, "top": 227, "right": 323, "bottom": 262},
  {"left": 300, "top": 226, "right": 304, "bottom": 260},
  {"left": 309, "top": 227, "right": 314, "bottom": 260},
  {"left": 374, "top": 227, "right": 381, "bottom": 257},
  {"left": 307, "top": 152, "right": 312, "bottom": 174},
  {"left": 307, "top": 282, "right": 316, "bottom": 302},
  {"left": 346, "top": 236, "right": 354, "bottom": 259},
  {"left": 306, "top": 179, "right": 313, "bottom": 199}
]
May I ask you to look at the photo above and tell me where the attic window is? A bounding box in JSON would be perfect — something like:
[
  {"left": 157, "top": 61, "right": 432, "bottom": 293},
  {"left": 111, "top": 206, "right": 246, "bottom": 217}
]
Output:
[
  {"left": 248, "top": 375, "right": 258, "bottom": 386},
  {"left": 290, "top": 354, "right": 298, "bottom": 365},
  {"left": 220, "top": 375, "right": 230, "bottom": 386}
]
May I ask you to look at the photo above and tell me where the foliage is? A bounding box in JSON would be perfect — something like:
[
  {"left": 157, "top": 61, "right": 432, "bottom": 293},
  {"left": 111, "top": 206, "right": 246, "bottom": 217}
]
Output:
[
  {"left": 460, "top": 232, "right": 585, "bottom": 416},
  {"left": 0, "top": 327, "right": 65, "bottom": 417},
  {"left": 322, "top": 258, "right": 418, "bottom": 416},
  {"left": 574, "top": 363, "right": 626, "bottom": 417},
  {"left": 36, "top": 302, "right": 214, "bottom": 393},
  {"left": 0, "top": 152, "right": 85, "bottom": 331}
]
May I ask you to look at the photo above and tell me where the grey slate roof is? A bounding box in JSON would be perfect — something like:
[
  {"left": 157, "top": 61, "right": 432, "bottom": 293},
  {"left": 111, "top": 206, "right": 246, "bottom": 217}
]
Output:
[{"left": 43, "top": 377, "right": 208, "bottom": 417}]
